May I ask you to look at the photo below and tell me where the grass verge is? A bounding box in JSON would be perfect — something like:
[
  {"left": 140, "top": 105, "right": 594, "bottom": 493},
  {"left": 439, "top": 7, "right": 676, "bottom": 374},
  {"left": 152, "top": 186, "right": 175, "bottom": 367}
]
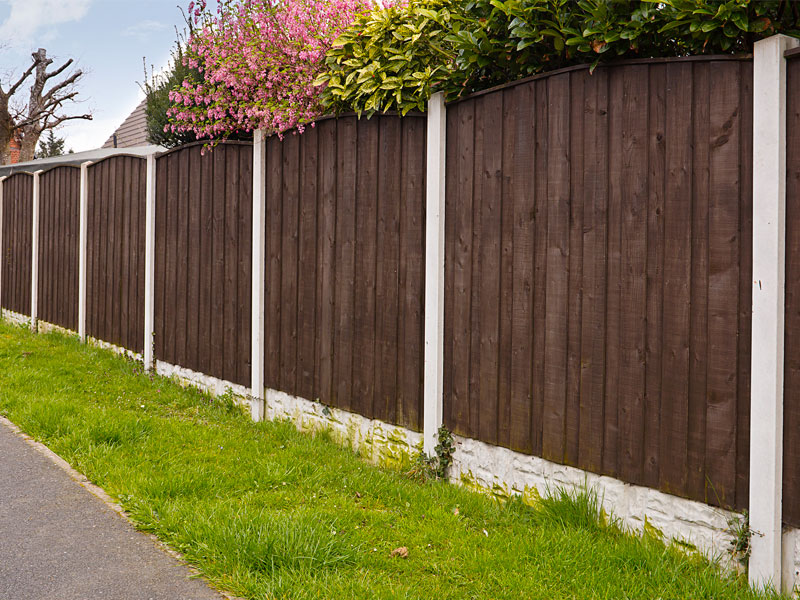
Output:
[{"left": 0, "top": 320, "right": 781, "bottom": 599}]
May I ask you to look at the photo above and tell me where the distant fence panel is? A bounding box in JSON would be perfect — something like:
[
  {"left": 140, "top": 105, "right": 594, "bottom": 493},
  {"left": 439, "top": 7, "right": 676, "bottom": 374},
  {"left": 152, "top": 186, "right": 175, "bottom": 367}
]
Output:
[
  {"left": 155, "top": 142, "right": 252, "bottom": 386},
  {"left": 443, "top": 57, "right": 753, "bottom": 511},
  {"left": 264, "top": 115, "right": 426, "bottom": 431},
  {"left": 86, "top": 156, "right": 146, "bottom": 352},
  {"left": 1, "top": 173, "right": 33, "bottom": 316},
  {"left": 38, "top": 167, "right": 80, "bottom": 330},
  {"left": 782, "top": 55, "right": 800, "bottom": 528}
]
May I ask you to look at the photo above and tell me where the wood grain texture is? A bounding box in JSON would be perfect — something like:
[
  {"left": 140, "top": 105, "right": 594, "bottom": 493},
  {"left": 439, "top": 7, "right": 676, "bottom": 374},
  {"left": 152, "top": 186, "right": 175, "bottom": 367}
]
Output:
[
  {"left": 262, "top": 115, "right": 426, "bottom": 430},
  {"left": 1, "top": 173, "right": 33, "bottom": 315},
  {"left": 86, "top": 157, "right": 146, "bottom": 352},
  {"left": 442, "top": 57, "right": 752, "bottom": 511},
  {"left": 37, "top": 167, "right": 80, "bottom": 331},
  {"left": 154, "top": 143, "right": 252, "bottom": 385}
]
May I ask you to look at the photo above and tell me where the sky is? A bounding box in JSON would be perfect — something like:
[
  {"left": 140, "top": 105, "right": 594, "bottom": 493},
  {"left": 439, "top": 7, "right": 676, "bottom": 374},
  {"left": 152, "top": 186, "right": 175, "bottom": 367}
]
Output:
[{"left": 0, "top": 0, "right": 189, "bottom": 152}]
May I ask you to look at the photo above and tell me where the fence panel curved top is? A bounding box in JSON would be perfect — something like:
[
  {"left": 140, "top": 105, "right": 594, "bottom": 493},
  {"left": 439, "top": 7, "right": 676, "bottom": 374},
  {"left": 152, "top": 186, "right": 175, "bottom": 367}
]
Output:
[
  {"left": 155, "top": 141, "right": 253, "bottom": 387},
  {"left": 443, "top": 56, "right": 753, "bottom": 511},
  {"left": 86, "top": 155, "right": 146, "bottom": 352},
  {"left": 1, "top": 172, "right": 34, "bottom": 316},
  {"left": 37, "top": 166, "right": 80, "bottom": 331},
  {"left": 263, "top": 114, "right": 427, "bottom": 431}
]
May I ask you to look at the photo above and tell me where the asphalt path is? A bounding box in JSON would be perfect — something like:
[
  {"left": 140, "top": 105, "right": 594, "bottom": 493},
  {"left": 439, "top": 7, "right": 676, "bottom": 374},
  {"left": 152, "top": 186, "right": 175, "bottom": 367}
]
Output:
[{"left": 0, "top": 420, "right": 225, "bottom": 600}]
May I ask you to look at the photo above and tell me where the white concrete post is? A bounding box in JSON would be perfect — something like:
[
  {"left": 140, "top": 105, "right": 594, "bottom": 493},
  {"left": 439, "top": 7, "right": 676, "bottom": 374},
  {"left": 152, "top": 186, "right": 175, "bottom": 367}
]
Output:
[
  {"left": 251, "top": 129, "right": 267, "bottom": 422},
  {"left": 78, "top": 162, "right": 91, "bottom": 341},
  {"left": 423, "top": 92, "right": 446, "bottom": 455},
  {"left": 0, "top": 176, "right": 5, "bottom": 318},
  {"left": 750, "top": 33, "right": 799, "bottom": 592},
  {"left": 30, "top": 171, "right": 42, "bottom": 331},
  {"left": 143, "top": 154, "right": 157, "bottom": 370}
]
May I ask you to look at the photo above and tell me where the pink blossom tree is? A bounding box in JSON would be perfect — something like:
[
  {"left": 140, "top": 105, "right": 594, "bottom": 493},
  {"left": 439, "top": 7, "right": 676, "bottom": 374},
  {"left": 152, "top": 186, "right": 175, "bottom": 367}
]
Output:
[{"left": 167, "top": 0, "right": 372, "bottom": 140}]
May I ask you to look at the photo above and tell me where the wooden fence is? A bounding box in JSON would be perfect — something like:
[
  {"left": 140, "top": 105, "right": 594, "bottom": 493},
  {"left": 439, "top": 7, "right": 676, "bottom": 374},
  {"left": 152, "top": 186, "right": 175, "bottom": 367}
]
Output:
[
  {"left": 37, "top": 167, "right": 79, "bottom": 331},
  {"left": 86, "top": 155, "right": 146, "bottom": 353},
  {"left": 1, "top": 173, "right": 33, "bottom": 316},
  {"left": 264, "top": 115, "right": 426, "bottom": 430},
  {"left": 13, "top": 51, "right": 800, "bottom": 531},
  {"left": 155, "top": 142, "right": 252, "bottom": 387},
  {"left": 443, "top": 57, "right": 753, "bottom": 512}
]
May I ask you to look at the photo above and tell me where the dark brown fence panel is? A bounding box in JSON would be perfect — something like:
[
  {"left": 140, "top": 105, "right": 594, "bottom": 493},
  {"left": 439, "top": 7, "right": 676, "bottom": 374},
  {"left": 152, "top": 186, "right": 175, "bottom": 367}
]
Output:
[
  {"left": 86, "top": 156, "right": 146, "bottom": 352},
  {"left": 443, "top": 57, "right": 752, "bottom": 511},
  {"left": 155, "top": 142, "right": 252, "bottom": 386},
  {"left": 783, "top": 56, "right": 800, "bottom": 527},
  {"left": 264, "top": 115, "right": 426, "bottom": 431},
  {"left": 1, "top": 173, "right": 33, "bottom": 315},
  {"left": 37, "top": 167, "right": 80, "bottom": 330}
]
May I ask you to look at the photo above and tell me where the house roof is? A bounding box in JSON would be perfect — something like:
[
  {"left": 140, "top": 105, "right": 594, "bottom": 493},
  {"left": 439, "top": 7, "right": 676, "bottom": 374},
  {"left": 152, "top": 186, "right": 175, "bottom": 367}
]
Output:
[{"left": 102, "top": 99, "right": 149, "bottom": 149}]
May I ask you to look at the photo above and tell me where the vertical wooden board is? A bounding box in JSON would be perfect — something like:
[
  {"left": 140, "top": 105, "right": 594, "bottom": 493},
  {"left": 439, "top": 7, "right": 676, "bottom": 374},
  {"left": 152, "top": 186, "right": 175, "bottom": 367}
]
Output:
[
  {"left": 532, "top": 79, "right": 549, "bottom": 456},
  {"left": 374, "top": 117, "right": 401, "bottom": 424},
  {"left": 352, "top": 118, "right": 379, "bottom": 418},
  {"left": 705, "top": 62, "right": 741, "bottom": 508},
  {"left": 280, "top": 134, "right": 300, "bottom": 395},
  {"left": 477, "top": 90, "right": 503, "bottom": 447},
  {"left": 315, "top": 120, "right": 337, "bottom": 406},
  {"left": 210, "top": 149, "right": 226, "bottom": 379},
  {"left": 37, "top": 175, "right": 50, "bottom": 323},
  {"left": 688, "top": 61, "right": 710, "bottom": 503},
  {"left": 265, "top": 137, "right": 283, "bottom": 390},
  {"left": 617, "top": 64, "right": 649, "bottom": 486},
  {"left": 224, "top": 145, "right": 241, "bottom": 383},
  {"left": 508, "top": 82, "right": 536, "bottom": 454},
  {"left": 687, "top": 63, "right": 711, "bottom": 501},
  {"left": 603, "top": 68, "right": 623, "bottom": 478},
  {"left": 333, "top": 117, "right": 357, "bottom": 411},
  {"left": 465, "top": 97, "right": 485, "bottom": 439},
  {"left": 644, "top": 66, "right": 667, "bottom": 489},
  {"left": 542, "top": 72, "right": 571, "bottom": 463},
  {"left": 659, "top": 62, "right": 693, "bottom": 498},
  {"left": 447, "top": 101, "right": 476, "bottom": 436},
  {"left": 578, "top": 67, "right": 609, "bottom": 473},
  {"left": 133, "top": 159, "right": 145, "bottom": 352},
  {"left": 468, "top": 97, "right": 485, "bottom": 440},
  {"left": 186, "top": 148, "right": 202, "bottom": 371},
  {"left": 86, "top": 169, "right": 96, "bottom": 337},
  {"left": 399, "top": 116, "right": 425, "bottom": 431},
  {"left": 565, "top": 70, "right": 586, "bottom": 466},
  {"left": 298, "top": 129, "right": 319, "bottom": 400},
  {"left": 736, "top": 61, "right": 752, "bottom": 511},
  {"left": 497, "top": 89, "right": 516, "bottom": 449},
  {"left": 102, "top": 161, "right": 114, "bottom": 343},
  {"left": 237, "top": 146, "right": 253, "bottom": 387},
  {"left": 176, "top": 149, "right": 191, "bottom": 367},
  {"left": 197, "top": 148, "right": 213, "bottom": 374},
  {"left": 113, "top": 158, "right": 125, "bottom": 346},
  {"left": 787, "top": 59, "right": 800, "bottom": 524},
  {"left": 155, "top": 158, "right": 168, "bottom": 360},
  {"left": 444, "top": 105, "right": 457, "bottom": 430},
  {"left": 119, "top": 161, "right": 133, "bottom": 349}
]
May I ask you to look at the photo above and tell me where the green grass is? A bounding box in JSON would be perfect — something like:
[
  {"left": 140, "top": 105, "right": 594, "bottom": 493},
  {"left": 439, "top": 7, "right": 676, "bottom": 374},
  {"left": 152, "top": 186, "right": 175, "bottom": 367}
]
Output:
[{"left": 0, "top": 320, "right": 780, "bottom": 599}]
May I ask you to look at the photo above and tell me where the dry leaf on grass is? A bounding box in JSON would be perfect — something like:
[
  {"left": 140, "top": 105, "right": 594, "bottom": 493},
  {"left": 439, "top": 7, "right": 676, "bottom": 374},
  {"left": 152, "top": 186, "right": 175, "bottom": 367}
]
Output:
[{"left": 390, "top": 546, "right": 409, "bottom": 559}]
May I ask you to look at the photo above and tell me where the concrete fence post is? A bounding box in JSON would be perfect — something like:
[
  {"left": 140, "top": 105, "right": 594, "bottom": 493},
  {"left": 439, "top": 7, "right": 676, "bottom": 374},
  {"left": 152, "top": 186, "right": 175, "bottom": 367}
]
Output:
[
  {"left": 30, "top": 170, "right": 42, "bottom": 331},
  {"left": 750, "top": 33, "right": 799, "bottom": 593},
  {"left": 423, "top": 92, "right": 447, "bottom": 455},
  {"left": 251, "top": 129, "right": 267, "bottom": 422},
  {"left": 78, "top": 162, "right": 92, "bottom": 341},
  {"left": 143, "top": 154, "right": 157, "bottom": 370}
]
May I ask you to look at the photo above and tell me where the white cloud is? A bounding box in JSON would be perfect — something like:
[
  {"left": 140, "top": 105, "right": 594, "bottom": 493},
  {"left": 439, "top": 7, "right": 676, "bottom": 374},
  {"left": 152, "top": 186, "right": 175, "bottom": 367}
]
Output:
[
  {"left": 122, "top": 19, "right": 168, "bottom": 43},
  {"left": 0, "top": 0, "right": 91, "bottom": 47}
]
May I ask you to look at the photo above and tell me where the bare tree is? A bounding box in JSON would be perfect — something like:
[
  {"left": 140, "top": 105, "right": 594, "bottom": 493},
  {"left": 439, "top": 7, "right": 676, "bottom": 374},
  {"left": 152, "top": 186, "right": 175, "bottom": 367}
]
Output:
[{"left": 0, "top": 48, "right": 91, "bottom": 164}]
